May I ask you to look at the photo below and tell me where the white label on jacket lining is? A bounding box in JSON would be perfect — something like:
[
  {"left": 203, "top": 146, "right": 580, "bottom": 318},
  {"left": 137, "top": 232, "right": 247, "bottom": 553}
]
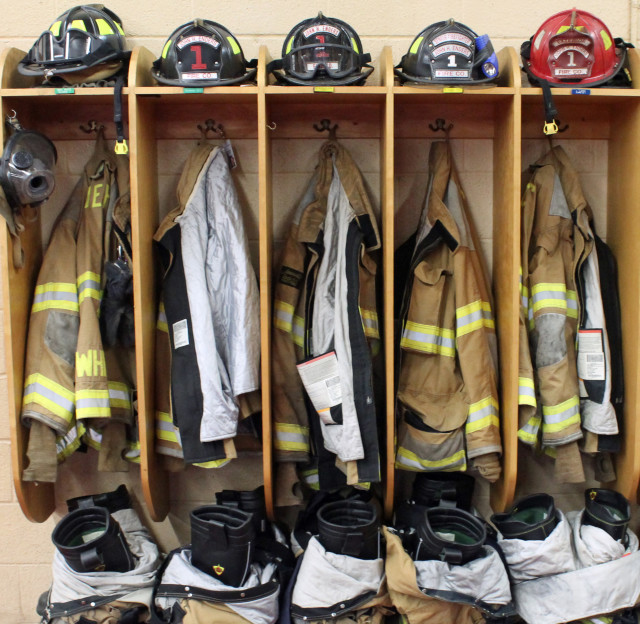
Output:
[
  {"left": 578, "top": 329, "right": 605, "bottom": 381},
  {"left": 173, "top": 319, "right": 189, "bottom": 349},
  {"left": 296, "top": 351, "right": 342, "bottom": 425}
]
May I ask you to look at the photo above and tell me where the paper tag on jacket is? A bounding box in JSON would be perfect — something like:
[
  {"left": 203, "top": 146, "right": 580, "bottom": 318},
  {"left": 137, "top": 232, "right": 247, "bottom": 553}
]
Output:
[
  {"left": 173, "top": 319, "right": 190, "bottom": 349},
  {"left": 296, "top": 351, "right": 342, "bottom": 425},
  {"left": 578, "top": 329, "right": 605, "bottom": 381}
]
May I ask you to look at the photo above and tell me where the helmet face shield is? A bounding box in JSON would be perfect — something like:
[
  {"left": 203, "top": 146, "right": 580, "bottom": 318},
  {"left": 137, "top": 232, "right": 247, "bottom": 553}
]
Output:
[{"left": 289, "top": 43, "right": 359, "bottom": 80}]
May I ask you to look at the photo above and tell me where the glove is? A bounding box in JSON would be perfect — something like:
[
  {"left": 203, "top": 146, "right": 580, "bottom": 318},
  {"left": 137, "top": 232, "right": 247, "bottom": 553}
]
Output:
[{"left": 472, "top": 453, "right": 501, "bottom": 482}]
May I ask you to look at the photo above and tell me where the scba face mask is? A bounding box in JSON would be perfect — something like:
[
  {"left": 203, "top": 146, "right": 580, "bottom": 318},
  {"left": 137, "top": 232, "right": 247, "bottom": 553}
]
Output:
[{"left": 0, "top": 129, "right": 57, "bottom": 208}]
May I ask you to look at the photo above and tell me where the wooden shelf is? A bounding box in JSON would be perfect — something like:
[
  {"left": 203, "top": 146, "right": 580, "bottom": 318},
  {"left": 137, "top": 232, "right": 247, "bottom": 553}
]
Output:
[{"left": 3, "top": 41, "right": 639, "bottom": 522}]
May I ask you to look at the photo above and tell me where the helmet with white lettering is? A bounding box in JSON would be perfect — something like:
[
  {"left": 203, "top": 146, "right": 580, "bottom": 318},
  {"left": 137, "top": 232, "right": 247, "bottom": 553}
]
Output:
[
  {"left": 269, "top": 12, "right": 373, "bottom": 85},
  {"left": 18, "top": 4, "right": 130, "bottom": 84},
  {"left": 521, "top": 9, "right": 631, "bottom": 87},
  {"left": 152, "top": 19, "right": 257, "bottom": 86},
  {"left": 396, "top": 19, "right": 499, "bottom": 84}
]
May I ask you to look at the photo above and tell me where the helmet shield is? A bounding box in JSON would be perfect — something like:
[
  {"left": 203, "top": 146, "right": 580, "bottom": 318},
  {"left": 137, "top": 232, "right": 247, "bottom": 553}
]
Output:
[
  {"left": 0, "top": 130, "right": 57, "bottom": 208},
  {"left": 547, "top": 23, "right": 595, "bottom": 80}
]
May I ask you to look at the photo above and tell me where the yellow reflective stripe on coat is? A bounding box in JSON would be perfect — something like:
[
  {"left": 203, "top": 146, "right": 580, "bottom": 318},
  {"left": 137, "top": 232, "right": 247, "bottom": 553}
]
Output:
[
  {"left": 400, "top": 320, "right": 455, "bottom": 357},
  {"left": 77, "top": 271, "right": 102, "bottom": 304},
  {"left": 156, "top": 410, "right": 181, "bottom": 443},
  {"left": 518, "top": 415, "right": 541, "bottom": 445},
  {"left": 274, "top": 300, "right": 304, "bottom": 347},
  {"left": 56, "top": 422, "right": 86, "bottom": 461},
  {"left": 360, "top": 307, "right": 380, "bottom": 339},
  {"left": 194, "top": 458, "right": 232, "bottom": 468},
  {"left": 566, "top": 289, "right": 578, "bottom": 319},
  {"left": 125, "top": 440, "right": 141, "bottom": 462},
  {"left": 274, "top": 423, "right": 309, "bottom": 452},
  {"left": 531, "top": 282, "right": 576, "bottom": 316},
  {"left": 300, "top": 468, "right": 320, "bottom": 490},
  {"left": 23, "top": 373, "right": 75, "bottom": 423},
  {"left": 542, "top": 395, "right": 580, "bottom": 433},
  {"left": 395, "top": 447, "right": 466, "bottom": 471},
  {"left": 466, "top": 396, "right": 499, "bottom": 434},
  {"left": 108, "top": 382, "right": 131, "bottom": 410},
  {"left": 84, "top": 425, "right": 102, "bottom": 451},
  {"left": 157, "top": 302, "right": 168, "bottom": 333},
  {"left": 456, "top": 300, "right": 494, "bottom": 338},
  {"left": 76, "top": 388, "right": 111, "bottom": 418},
  {"left": 518, "top": 376, "right": 537, "bottom": 407},
  {"left": 32, "top": 282, "right": 79, "bottom": 313}
]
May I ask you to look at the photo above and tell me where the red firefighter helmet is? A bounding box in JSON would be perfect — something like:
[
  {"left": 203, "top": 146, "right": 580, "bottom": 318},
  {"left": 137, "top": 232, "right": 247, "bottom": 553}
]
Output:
[{"left": 521, "top": 9, "right": 631, "bottom": 87}]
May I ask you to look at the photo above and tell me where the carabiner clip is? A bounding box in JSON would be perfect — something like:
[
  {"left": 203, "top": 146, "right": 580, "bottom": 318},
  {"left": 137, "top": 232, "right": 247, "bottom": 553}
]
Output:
[
  {"left": 115, "top": 139, "right": 129, "bottom": 155},
  {"left": 543, "top": 120, "right": 559, "bottom": 136}
]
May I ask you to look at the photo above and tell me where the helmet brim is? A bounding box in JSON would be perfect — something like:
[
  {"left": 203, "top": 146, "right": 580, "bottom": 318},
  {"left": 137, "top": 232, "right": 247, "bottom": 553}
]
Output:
[
  {"left": 151, "top": 66, "right": 257, "bottom": 87},
  {"left": 394, "top": 66, "right": 498, "bottom": 86}
]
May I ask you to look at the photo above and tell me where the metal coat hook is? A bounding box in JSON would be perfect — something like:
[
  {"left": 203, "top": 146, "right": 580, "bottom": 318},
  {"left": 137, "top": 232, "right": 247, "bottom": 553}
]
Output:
[
  {"left": 556, "top": 119, "right": 570, "bottom": 133},
  {"left": 198, "top": 119, "right": 226, "bottom": 141},
  {"left": 266, "top": 121, "right": 277, "bottom": 131},
  {"left": 429, "top": 118, "right": 454, "bottom": 135},
  {"left": 5, "top": 109, "right": 23, "bottom": 132},
  {"left": 79, "top": 120, "right": 105, "bottom": 134},
  {"left": 314, "top": 118, "right": 338, "bottom": 141}
]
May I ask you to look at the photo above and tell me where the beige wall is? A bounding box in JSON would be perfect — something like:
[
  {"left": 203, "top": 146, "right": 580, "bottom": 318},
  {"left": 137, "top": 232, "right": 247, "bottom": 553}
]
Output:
[{"left": 0, "top": 1, "right": 638, "bottom": 622}]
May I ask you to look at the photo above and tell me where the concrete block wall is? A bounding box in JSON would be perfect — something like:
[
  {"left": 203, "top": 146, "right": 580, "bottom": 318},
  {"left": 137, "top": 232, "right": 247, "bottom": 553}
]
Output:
[{"left": 0, "top": 2, "right": 637, "bottom": 622}]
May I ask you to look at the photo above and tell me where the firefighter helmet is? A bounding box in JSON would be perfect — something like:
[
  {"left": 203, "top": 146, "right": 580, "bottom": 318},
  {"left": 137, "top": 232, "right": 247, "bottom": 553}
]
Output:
[
  {"left": 152, "top": 19, "right": 257, "bottom": 86},
  {"left": 18, "top": 4, "right": 130, "bottom": 84},
  {"left": 270, "top": 12, "right": 373, "bottom": 86},
  {"left": 521, "top": 9, "right": 631, "bottom": 87},
  {"left": 396, "top": 19, "right": 499, "bottom": 84}
]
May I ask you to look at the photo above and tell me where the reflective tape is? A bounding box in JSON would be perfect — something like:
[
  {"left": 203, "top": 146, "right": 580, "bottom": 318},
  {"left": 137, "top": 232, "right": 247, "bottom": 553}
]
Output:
[
  {"left": 531, "top": 282, "right": 574, "bottom": 315},
  {"left": 156, "top": 411, "right": 181, "bottom": 443},
  {"left": 400, "top": 320, "right": 455, "bottom": 357},
  {"left": 456, "top": 300, "right": 494, "bottom": 338},
  {"left": 84, "top": 426, "right": 102, "bottom": 451},
  {"left": 395, "top": 447, "right": 466, "bottom": 471},
  {"left": 567, "top": 289, "right": 578, "bottom": 319},
  {"left": 108, "top": 382, "right": 131, "bottom": 410},
  {"left": 274, "top": 423, "right": 309, "bottom": 452},
  {"left": 518, "top": 376, "right": 537, "bottom": 408},
  {"left": 125, "top": 440, "right": 140, "bottom": 463},
  {"left": 194, "top": 458, "right": 232, "bottom": 468},
  {"left": 23, "top": 373, "right": 75, "bottom": 423},
  {"left": 77, "top": 271, "right": 102, "bottom": 304},
  {"left": 466, "top": 396, "right": 499, "bottom": 434},
  {"left": 275, "top": 300, "right": 304, "bottom": 347},
  {"left": 157, "top": 302, "right": 168, "bottom": 333},
  {"left": 32, "top": 282, "right": 78, "bottom": 313},
  {"left": 300, "top": 468, "right": 320, "bottom": 490},
  {"left": 542, "top": 396, "right": 580, "bottom": 433},
  {"left": 360, "top": 308, "right": 380, "bottom": 339},
  {"left": 76, "top": 388, "right": 111, "bottom": 418},
  {"left": 56, "top": 422, "right": 86, "bottom": 461},
  {"left": 518, "top": 415, "right": 541, "bottom": 445}
]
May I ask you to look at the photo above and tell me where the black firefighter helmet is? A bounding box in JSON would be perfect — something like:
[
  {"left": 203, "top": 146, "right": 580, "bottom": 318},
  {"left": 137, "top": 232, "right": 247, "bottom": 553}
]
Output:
[
  {"left": 270, "top": 12, "right": 373, "bottom": 85},
  {"left": 18, "top": 4, "right": 130, "bottom": 84},
  {"left": 396, "top": 19, "right": 499, "bottom": 84},
  {"left": 152, "top": 19, "right": 257, "bottom": 87}
]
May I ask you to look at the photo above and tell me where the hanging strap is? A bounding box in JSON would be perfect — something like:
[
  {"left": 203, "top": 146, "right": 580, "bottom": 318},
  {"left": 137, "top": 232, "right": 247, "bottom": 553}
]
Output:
[
  {"left": 114, "top": 75, "right": 128, "bottom": 155},
  {"left": 540, "top": 79, "right": 559, "bottom": 135}
]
